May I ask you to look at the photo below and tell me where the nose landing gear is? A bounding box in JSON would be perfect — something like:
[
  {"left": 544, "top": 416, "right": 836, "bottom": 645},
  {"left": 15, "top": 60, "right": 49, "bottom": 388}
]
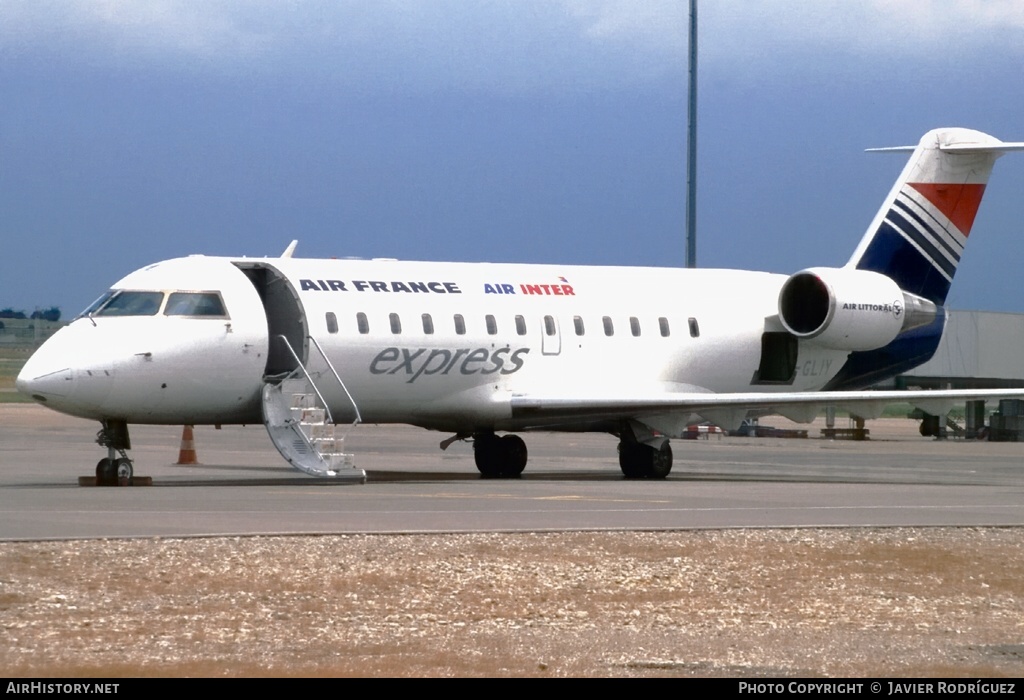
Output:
[{"left": 93, "top": 420, "right": 136, "bottom": 486}]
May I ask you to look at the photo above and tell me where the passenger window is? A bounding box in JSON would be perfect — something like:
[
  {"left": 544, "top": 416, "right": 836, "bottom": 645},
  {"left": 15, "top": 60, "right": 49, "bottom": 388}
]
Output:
[
  {"left": 326, "top": 312, "right": 338, "bottom": 334},
  {"left": 454, "top": 314, "right": 466, "bottom": 335},
  {"left": 573, "top": 316, "right": 585, "bottom": 336},
  {"left": 630, "top": 317, "right": 641, "bottom": 337},
  {"left": 659, "top": 317, "right": 671, "bottom": 337},
  {"left": 164, "top": 292, "right": 227, "bottom": 317},
  {"left": 486, "top": 314, "right": 497, "bottom": 335},
  {"left": 94, "top": 291, "right": 164, "bottom": 317},
  {"left": 356, "top": 312, "right": 369, "bottom": 334},
  {"left": 390, "top": 313, "right": 402, "bottom": 335},
  {"left": 515, "top": 315, "right": 527, "bottom": 336},
  {"left": 544, "top": 315, "right": 556, "bottom": 336},
  {"left": 689, "top": 317, "right": 700, "bottom": 338},
  {"left": 422, "top": 313, "right": 434, "bottom": 335},
  {"left": 603, "top": 316, "right": 614, "bottom": 336}
]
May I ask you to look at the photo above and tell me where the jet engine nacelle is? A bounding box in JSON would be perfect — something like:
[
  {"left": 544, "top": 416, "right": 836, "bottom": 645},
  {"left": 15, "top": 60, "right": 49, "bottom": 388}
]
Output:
[{"left": 778, "top": 267, "right": 939, "bottom": 351}]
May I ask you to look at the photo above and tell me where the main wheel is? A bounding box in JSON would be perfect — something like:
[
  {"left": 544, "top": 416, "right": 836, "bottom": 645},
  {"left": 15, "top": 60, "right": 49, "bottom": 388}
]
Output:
[
  {"left": 474, "top": 433, "right": 528, "bottom": 478},
  {"left": 499, "top": 434, "right": 528, "bottom": 477},
  {"left": 618, "top": 441, "right": 673, "bottom": 479},
  {"left": 96, "top": 458, "right": 117, "bottom": 486},
  {"left": 618, "top": 442, "right": 646, "bottom": 479},
  {"left": 474, "top": 434, "right": 502, "bottom": 478},
  {"left": 648, "top": 442, "right": 673, "bottom": 479}
]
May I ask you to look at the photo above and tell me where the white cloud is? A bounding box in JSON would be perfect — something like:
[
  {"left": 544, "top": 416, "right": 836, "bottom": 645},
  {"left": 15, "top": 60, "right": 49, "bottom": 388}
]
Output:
[
  {"left": 563, "top": 0, "right": 685, "bottom": 50},
  {"left": 1, "top": 1, "right": 1020, "bottom": 88},
  {"left": 701, "top": 1, "right": 1024, "bottom": 64}
]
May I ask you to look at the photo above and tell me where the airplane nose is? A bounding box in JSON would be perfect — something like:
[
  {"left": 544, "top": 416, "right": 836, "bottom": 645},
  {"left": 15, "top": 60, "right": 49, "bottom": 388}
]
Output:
[
  {"left": 15, "top": 323, "right": 115, "bottom": 415},
  {"left": 16, "top": 364, "right": 73, "bottom": 402}
]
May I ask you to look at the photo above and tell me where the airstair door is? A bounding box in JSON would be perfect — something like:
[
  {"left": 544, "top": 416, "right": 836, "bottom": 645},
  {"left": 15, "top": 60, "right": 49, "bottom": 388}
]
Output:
[{"left": 234, "top": 262, "right": 308, "bottom": 378}]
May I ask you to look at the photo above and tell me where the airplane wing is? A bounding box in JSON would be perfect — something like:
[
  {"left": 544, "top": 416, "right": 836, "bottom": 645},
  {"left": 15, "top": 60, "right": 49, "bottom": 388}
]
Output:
[{"left": 510, "top": 388, "right": 1024, "bottom": 431}]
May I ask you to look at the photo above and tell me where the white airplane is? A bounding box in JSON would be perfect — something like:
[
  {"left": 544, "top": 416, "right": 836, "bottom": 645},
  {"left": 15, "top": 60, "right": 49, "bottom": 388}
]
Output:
[{"left": 16, "top": 127, "right": 1024, "bottom": 484}]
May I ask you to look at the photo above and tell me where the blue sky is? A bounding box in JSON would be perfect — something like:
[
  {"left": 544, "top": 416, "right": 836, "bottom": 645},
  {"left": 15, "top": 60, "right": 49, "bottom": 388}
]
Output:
[{"left": 2, "top": 1, "right": 1023, "bottom": 316}]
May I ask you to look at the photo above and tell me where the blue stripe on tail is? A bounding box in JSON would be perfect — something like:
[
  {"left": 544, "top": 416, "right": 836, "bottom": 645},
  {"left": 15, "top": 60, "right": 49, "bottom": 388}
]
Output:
[{"left": 855, "top": 221, "right": 952, "bottom": 304}]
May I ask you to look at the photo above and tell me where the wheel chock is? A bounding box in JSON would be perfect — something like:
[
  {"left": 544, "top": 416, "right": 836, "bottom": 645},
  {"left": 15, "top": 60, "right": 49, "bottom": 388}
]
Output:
[{"left": 77, "top": 476, "right": 153, "bottom": 487}]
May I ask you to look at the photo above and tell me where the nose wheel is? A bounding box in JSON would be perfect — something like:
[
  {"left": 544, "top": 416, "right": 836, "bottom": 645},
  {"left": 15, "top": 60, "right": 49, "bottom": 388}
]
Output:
[
  {"left": 115, "top": 457, "right": 134, "bottom": 483},
  {"left": 95, "top": 458, "right": 117, "bottom": 486},
  {"left": 94, "top": 456, "right": 135, "bottom": 486},
  {"left": 93, "top": 420, "right": 136, "bottom": 486}
]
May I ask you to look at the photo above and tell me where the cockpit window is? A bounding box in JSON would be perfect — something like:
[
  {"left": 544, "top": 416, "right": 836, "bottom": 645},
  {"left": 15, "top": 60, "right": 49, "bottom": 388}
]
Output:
[
  {"left": 77, "top": 290, "right": 227, "bottom": 319},
  {"left": 164, "top": 292, "right": 227, "bottom": 318},
  {"left": 90, "top": 291, "right": 165, "bottom": 317},
  {"left": 79, "top": 291, "right": 116, "bottom": 318}
]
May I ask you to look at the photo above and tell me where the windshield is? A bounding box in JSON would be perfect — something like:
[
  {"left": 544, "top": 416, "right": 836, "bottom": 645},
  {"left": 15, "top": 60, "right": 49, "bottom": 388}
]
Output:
[
  {"left": 77, "top": 289, "right": 229, "bottom": 319},
  {"left": 82, "top": 291, "right": 165, "bottom": 317},
  {"left": 78, "top": 291, "right": 116, "bottom": 319},
  {"left": 164, "top": 292, "right": 227, "bottom": 317}
]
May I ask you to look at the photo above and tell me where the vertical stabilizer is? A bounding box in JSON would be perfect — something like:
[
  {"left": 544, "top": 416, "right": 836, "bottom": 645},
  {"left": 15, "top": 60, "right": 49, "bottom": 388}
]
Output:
[{"left": 847, "top": 128, "right": 1023, "bottom": 304}]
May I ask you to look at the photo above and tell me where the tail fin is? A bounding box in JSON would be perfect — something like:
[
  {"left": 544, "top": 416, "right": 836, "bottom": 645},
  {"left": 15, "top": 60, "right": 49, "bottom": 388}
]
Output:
[{"left": 847, "top": 128, "right": 1024, "bottom": 304}]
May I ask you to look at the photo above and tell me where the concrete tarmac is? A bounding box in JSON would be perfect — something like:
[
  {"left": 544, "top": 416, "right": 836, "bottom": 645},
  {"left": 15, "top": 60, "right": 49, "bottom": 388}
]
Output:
[{"left": 2, "top": 405, "right": 1023, "bottom": 540}]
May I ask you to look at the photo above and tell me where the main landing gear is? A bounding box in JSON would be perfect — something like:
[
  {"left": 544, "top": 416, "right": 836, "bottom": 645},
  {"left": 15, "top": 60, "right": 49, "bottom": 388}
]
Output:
[
  {"left": 459, "top": 429, "right": 673, "bottom": 479},
  {"left": 473, "top": 432, "right": 528, "bottom": 478},
  {"left": 617, "top": 440, "right": 673, "bottom": 479},
  {"left": 94, "top": 419, "right": 135, "bottom": 486}
]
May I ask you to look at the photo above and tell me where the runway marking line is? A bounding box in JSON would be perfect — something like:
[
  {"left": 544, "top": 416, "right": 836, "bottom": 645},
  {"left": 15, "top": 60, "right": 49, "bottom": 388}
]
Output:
[{"left": 384, "top": 491, "right": 674, "bottom": 504}]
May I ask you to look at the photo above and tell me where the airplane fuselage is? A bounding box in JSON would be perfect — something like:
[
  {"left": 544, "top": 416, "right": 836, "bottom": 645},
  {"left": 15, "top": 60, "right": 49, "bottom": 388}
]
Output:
[{"left": 19, "top": 255, "right": 854, "bottom": 435}]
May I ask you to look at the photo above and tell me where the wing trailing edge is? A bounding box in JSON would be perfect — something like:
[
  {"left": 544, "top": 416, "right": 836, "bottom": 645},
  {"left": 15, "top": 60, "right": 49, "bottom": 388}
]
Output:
[{"left": 510, "top": 388, "right": 1024, "bottom": 431}]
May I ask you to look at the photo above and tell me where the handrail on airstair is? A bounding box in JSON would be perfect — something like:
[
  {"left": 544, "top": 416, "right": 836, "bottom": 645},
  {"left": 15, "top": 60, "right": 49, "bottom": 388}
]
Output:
[
  {"left": 275, "top": 334, "right": 335, "bottom": 424},
  {"left": 307, "top": 335, "right": 362, "bottom": 426},
  {"left": 274, "top": 334, "right": 363, "bottom": 427}
]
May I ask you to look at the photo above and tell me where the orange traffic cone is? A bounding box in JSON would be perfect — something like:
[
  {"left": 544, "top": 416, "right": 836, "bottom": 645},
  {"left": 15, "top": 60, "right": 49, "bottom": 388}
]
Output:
[{"left": 176, "top": 425, "right": 199, "bottom": 465}]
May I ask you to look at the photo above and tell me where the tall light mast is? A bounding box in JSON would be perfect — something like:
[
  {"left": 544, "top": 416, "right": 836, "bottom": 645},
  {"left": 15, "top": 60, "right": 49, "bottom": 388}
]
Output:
[{"left": 686, "top": 0, "right": 698, "bottom": 268}]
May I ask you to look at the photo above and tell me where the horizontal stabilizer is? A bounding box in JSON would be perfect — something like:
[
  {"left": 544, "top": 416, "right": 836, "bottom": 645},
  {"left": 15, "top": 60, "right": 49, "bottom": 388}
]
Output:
[
  {"left": 938, "top": 141, "right": 1024, "bottom": 153},
  {"left": 868, "top": 141, "right": 1024, "bottom": 154}
]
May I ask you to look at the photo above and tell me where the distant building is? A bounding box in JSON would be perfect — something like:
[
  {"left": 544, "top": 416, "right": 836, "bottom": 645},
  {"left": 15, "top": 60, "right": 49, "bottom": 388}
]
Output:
[
  {"left": 886, "top": 310, "right": 1024, "bottom": 440},
  {"left": 890, "top": 311, "right": 1024, "bottom": 390}
]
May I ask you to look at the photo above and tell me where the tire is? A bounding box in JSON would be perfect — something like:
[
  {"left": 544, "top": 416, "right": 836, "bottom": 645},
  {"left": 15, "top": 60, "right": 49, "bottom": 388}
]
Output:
[
  {"left": 499, "top": 434, "right": 527, "bottom": 477},
  {"left": 618, "top": 443, "right": 646, "bottom": 479},
  {"left": 475, "top": 434, "right": 528, "bottom": 478},
  {"left": 474, "top": 434, "right": 502, "bottom": 478},
  {"left": 96, "top": 458, "right": 117, "bottom": 486},
  {"left": 619, "top": 441, "right": 673, "bottom": 479},
  {"left": 648, "top": 442, "right": 673, "bottom": 479}
]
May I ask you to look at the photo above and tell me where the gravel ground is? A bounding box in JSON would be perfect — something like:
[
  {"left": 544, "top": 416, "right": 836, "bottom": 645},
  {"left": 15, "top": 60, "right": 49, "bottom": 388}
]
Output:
[{"left": 2, "top": 528, "right": 1023, "bottom": 677}]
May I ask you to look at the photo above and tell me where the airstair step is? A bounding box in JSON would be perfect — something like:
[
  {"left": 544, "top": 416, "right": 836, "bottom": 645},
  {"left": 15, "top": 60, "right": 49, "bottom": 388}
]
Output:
[
  {"left": 307, "top": 423, "right": 336, "bottom": 440},
  {"left": 294, "top": 407, "right": 326, "bottom": 424},
  {"left": 290, "top": 393, "right": 317, "bottom": 409},
  {"left": 314, "top": 437, "right": 343, "bottom": 453},
  {"left": 261, "top": 345, "right": 364, "bottom": 482},
  {"left": 324, "top": 453, "right": 356, "bottom": 470}
]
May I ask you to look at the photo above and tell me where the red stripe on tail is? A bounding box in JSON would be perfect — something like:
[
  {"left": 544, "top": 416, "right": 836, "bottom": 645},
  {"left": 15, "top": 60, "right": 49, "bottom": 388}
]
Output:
[{"left": 908, "top": 182, "right": 987, "bottom": 237}]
